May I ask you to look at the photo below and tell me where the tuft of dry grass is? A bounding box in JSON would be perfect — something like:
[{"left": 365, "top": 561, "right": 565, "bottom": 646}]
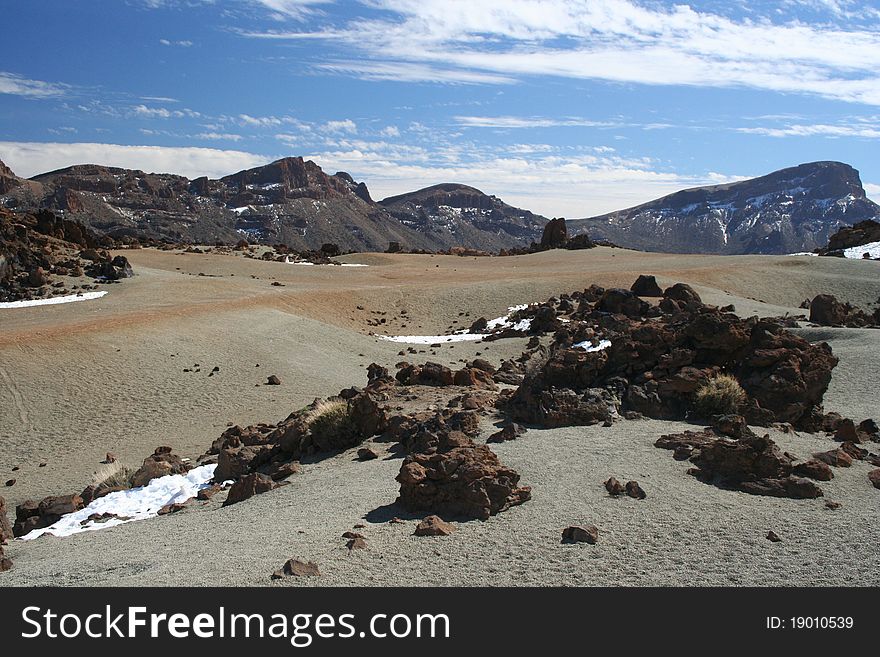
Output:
[
  {"left": 307, "top": 399, "right": 356, "bottom": 443},
  {"left": 693, "top": 374, "right": 747, "bottom": 418},
  {"left": 91, "top": 461, "right": 135, "bottom": 491}
]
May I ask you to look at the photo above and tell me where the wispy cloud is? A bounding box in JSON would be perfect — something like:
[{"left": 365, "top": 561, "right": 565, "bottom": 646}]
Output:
[
  {"left": 253, "top": 0, "right": 332, "bottom": 21},
  {"left": 737, "top": 121, "right": 880, "bottom": 138},
  {"left": 241, "top": 0, "right": 880, "bottom": 104},
  {"left": 455, "top": 116, "right": 617, "bottom": 129},
  {"left": 0, "top": 71, "right": 69, "bottom": 98},
  {"left": 302, "top": 140, "right": 743, "bottom": 217},
  {"left": 0, "top": 141, "right": 272, "bottom": 179},
  {"left": 132, "top": 104, "right": 201, "bottom": 119},
  {"left": 159, "top": 38, "right": 194, "bottom": 47}
]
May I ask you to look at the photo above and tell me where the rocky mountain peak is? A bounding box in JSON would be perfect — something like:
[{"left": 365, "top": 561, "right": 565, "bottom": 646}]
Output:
[{"left": 569, "top": 160, "right": 879, "bottom": 255}]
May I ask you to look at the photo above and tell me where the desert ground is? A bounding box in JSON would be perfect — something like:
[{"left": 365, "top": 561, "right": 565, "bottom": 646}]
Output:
[{"left": 1, "top": 246, "right": 878, "bottom": 586}]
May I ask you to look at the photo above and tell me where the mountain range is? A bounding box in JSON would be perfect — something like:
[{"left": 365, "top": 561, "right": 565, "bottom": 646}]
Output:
[
  {"left": 568, "top": 161, "right": 880, "bottom": 255},
  {"left": 1, "top": 157, "right": 877, "bottom": 255},
  {"left": 0, "top": 157, "right": 546, "bottom": 253}
]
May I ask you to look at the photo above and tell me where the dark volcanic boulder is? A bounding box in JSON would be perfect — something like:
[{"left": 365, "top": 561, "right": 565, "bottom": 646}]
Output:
[
  {"left": 540, "top": 218, "right": 568, "bottom": 249},
  {"left": 223, "top": 473, "right": 279, "bottom": 506},
  {"left": 663, "top": 283, "right": 702, "bottom": 307},
  {"left": 597, "top": 288, "right": 649, "bottom": 318},
  {"left": 690, "top": 434, "right": 793, "bottom": 481},
  {"left": 809, "top": 294, "right": 847, "bottom": 326},
  {"left": 630, "top": 274, "right": 663, "bottom": 297},
  {"left": 396, "top": 432, "right": 531, "bottom": 520}
]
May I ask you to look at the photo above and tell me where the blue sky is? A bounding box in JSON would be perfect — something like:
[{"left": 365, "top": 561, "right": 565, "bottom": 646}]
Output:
[{"left": 1, "top": 0, "right": 878, "bottom": 217}]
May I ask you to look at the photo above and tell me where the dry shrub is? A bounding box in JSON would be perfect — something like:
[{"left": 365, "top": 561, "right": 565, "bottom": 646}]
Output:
[
  {"left": 693, "top": 374, "right": 747, "bottom": 417},
  {"left": 91, "top": 461, "right": 135, "bottom": 491},
  {"left": 307, "top": 399, "right": 357, "bottom": 446}
]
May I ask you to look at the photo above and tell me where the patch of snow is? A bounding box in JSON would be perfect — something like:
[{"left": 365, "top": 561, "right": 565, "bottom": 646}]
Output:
[
  {"left": 0, "top": 291, "right": 107, "bottom": 309},
  {"left": 339, "top": 263, "right": 369, "bottom": 267},
  {"left": 19, "top": 465, "right": 218, "bottom": 540},
  {"left": 843, "top": 240, "right": 880, "bottom": 259},
  {"left": 787, "top": 251, "right": 819, "bottom": 256},
  {"left": 573, "top": 339, "right": 612, "bottom": 352},
  {"left": 379, "top": 333, "right": 485, "bottom": 344}
]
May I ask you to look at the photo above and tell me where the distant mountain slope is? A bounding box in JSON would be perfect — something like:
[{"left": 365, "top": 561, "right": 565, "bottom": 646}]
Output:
[
  {"left": 568, "top": 161, "right": 880, "bottom": 255},
  {"left": 0, "top": 157, "right": 547, "bottom": 252},
  {"left": 379, "top": 183, "right": 548, "bottom": 249}
]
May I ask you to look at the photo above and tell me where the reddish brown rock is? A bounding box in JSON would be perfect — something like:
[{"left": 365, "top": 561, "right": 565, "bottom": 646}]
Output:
[
  {"left": 0, "top": 545, "right": 11, "bottom": 572},
  {"left": 414, "top": 515, "right": 456, "bottom": 536},
  {"left": 813, "top": 448, "right": 853, "bottom": 468},
  {"left": 561, "top": 525, "right": 599, "bottom": 544},
  {"left": 396, "top": 433, "right": 531, "bottom": 520},
  {"left": 869, "top": 469, "right": 880, "bottom": 490},
  {"left": 604, "top": 477, "right": 625, "bottom": 496},
  {"left": 453, "top": 367, "right": 496, "bottom": 389},
  {"left": 625, "top": 481, "right": 647, "bottom": 500},
  {"left": 486, "top": 423, "right": 525, "bottom": 443},
  {"left": 738, "top": 477, "right": 823, "bottom": 499},
  {"left": 196, "top": 484, "right": 222, "bottom": 501},
  {"left": 130, "top": 446, "right": 191, "bottom": 488},
  {"left": 346, "top": 536, "right": 367, "bottom": 550},
  {"left": 266, "top": 375, "right": 282, "bottom": 385},
  {"left": 38, "top": 494, "right": 84, "bottom": 517},
  {"left": 223, "top": 473, "right": 279, "bottom": 506},
  {"left": 357, "top": 446, "right": 379, "bottom": 461},
  {"left": 272, "top": 559, "right": 320, "bottom": 579},
  {"left": 792, "top": 459, "right": 834, "bottom": 481},
  {"left": 690, "top": 434, "right": 794, "bottom": 482},
  {"left": 0, "top": 496, "right": 12, "bottom": 543}
]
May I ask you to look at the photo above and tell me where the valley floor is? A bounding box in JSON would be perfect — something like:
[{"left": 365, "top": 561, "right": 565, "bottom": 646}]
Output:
[{"left": 1, "top": 247, "right": 878, "bottom": 586}]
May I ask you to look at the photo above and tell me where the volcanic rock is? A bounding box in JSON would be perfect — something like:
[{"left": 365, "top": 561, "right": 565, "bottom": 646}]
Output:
[
  {"left": 130, "top": 446, "right": 192, "bottom": 487},
  {"left": 604, "top": 477, "right": 625, "bottom": 496},
  {"left": 413, "top": 515, "right": 456, "bottom": 536},
  {"left": 625, "top": 481, "right": 647, "bottom": 500},
  {"left": 223, "top": 473, "right": 279, "bottom": 506},
  {"left": 561, "top": 525, "right": 599, "bottom": 544},
  {"left": 792, "top": 459, "right": 834, "bottom": 481},
  {"left": 272, "top": 559, "right": 320, "bottom": 579},
  {"left": 630, "top": 274, "right": 663, "bottom": 297},
  {"left": 396, "top": 432, "right": 531, "bottom": 520}
]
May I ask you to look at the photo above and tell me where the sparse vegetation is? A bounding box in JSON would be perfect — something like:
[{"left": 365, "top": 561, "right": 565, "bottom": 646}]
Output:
[
  {"left": 693, "top": 374, "right": 747, "bottom": 417},
  {"left": 307, "top": 398, "right": 357, "bottom": 447},
  {"left": 91, "top": 461, "right": 135, "bottom": 492}
]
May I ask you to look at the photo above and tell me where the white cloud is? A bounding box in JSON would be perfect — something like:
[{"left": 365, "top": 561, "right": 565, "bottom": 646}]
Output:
[
  {"left": 312, "top": 60, "right": 516, "bottom": 85},
  {"left": 237, "top": 113, "right": 283, "bottom": 127},
  {"left": 132, "top": 104, "right": 201, "bottom": 119},
  {"left": 321, "top": 119, "right": 357, "bottom": 134},
  {"left": 243, "top": 0, "right": 880, "bottom": 104},
  {"left": 456, "top": 116, "right": 616, "bottom": 129},
  {"left": 303, "top": 144, "right": 743, "bottom": 217},
  {"left": 0, "top": 71, "right": 68, "bottom": 98},
  {"left": 865, "top": 182, "right": 880, "bottom": 204},
  {"left": 194, "top": 132, "right": 244, "bottom": 141},
  {"left": 159, "top": 39, "right": 194, "bottom": 47},
  {"left": 0, "top": 142, "right": 272, "bottom": 179},
  {"left": 379, "top": 125, "right": 400, "bottom": 137},
  {"left": 737, "top": 123, "right": 880, "bottom": 138},
  {"left": 253, "top": 0, "right": 332, "bottom": 20}
]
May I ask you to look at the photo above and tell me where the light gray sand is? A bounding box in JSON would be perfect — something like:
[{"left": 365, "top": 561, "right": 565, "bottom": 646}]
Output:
[{"left": 1, "top": 247, "right": 878, "bottom": 586}]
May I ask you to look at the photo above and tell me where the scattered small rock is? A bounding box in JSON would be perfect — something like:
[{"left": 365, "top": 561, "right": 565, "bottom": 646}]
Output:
[
  {"left": 766, "top": 531, "right": 782, "bottom": 543},
  {"left": 414, "top": 515, "right": 455, "bottom": 536},
  {"left": 272, "top": 559, "right": 320, "bottom": 579},
  {"left": 869, "top": 469, "right": 880, "bottom": 490},
  {"left": 103, "top": 452, "right": 117, "bottom": 464},
  {"left": 625, "top": 481, "right": 647, "bottom": 500},
  {"left": 825, "top": 500, "right": 842, "bottom": 510},
  {"left": 604, "top": 477, "right": 625, "bottom": 496},
  {"left": 266, "top": 375, "right": 282, "bottom": 385},
  {"left": 357, "top": 446, "right": 379, "bottom": 461},
  {"left": 346, "top": 537, "right": 367, "bottom": 550},
  {"left": 561, "top": 525, "right": 599, "bottom": 545},
  {"left": 4, "top": 480, "right": 14, "bottom": 487}
]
